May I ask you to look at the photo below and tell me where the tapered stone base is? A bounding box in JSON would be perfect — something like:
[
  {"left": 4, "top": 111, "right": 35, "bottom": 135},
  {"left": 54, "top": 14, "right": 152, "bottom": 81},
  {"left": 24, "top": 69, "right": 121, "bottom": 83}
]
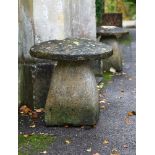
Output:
[
  {"left": 101, "top": 38, "right": 122, "bottom": 72},
  {"left": 45, "top": 61, "right": 99, "bottom": 126}
]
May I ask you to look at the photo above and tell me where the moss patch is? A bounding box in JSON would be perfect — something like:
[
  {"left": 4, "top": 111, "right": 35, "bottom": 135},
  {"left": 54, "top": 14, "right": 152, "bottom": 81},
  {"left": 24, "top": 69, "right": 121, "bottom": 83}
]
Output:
[
  {"left": 97, "top": 71, "right": 113, "bottom": 90},
  {"left": 103, "top": 71, "right": 113, "bottom": 84},
  {"left": 18, "top": 134, "right": 56, "bottom": 155}
]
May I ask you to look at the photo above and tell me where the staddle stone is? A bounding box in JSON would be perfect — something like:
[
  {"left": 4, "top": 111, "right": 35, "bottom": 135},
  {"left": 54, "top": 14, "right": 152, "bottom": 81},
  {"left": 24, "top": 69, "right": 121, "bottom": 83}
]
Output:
[
  {"left": 30, "top": 38, "right": 112, "bottom": 126},
  {"left": 97, "top": 26, "right": 129, "bottom": 39},
  {"left": 97, "top": 26, "right": 129, "bottom": 72}
]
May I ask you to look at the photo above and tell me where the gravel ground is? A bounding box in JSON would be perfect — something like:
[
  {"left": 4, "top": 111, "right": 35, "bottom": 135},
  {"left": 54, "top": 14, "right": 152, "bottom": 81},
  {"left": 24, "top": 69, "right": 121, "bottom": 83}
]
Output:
[{"left": 19, "top": 28, "right": 136, "bottom": 155}]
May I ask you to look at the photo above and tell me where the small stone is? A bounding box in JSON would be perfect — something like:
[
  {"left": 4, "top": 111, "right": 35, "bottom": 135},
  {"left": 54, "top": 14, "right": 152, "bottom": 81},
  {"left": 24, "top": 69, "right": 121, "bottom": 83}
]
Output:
[
  {"left": 23, "top": 134, "right": 29, "bottom": 138},
  {"left": 29, "top": 124, "right": 35, "bottom": 128},
  {"left": 40, "top": 151, "right": 47, "bottom": 154},
  {"left": 123, "top": 144, "right": 128, "bottom": 148},
  {"left": 73, "top": 41, "right": 79, "bottom": 45},
  {"left": 100, "top": 100, "right": 106, "bottom": 103},
  {"left": 110, "top": 67, "right": 116, "bottom": 73}
]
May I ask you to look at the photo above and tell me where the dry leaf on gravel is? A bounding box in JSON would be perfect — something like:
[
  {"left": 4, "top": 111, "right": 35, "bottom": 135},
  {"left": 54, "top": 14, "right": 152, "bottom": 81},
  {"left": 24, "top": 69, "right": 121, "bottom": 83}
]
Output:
[
  {"left": 110, "top": 148, "right": 120, "bottom": 155},
  {"left": 64, "top": 139, "right": 71, "bottom": 144},
  {"left": 93, "top": 153, "right": 100, "bottom": 155},
  {"left": 103, "top": 139, "right": 109, "bottom": 144},
  {"left": 20, "top": 105, "right": 32, "bottom": 115},
  {"left": 127, "top": 111, "right": 136, "bottom": 116}
]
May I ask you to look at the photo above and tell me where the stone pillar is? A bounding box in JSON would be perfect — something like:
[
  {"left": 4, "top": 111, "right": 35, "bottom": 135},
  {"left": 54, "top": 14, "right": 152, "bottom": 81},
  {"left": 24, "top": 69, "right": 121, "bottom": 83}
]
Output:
[
  {"left": 19, "top": 0, "right": 68, "bottom": 60},
  {"left": 70, "top": 0, "right": 96, "bottom": 40}
]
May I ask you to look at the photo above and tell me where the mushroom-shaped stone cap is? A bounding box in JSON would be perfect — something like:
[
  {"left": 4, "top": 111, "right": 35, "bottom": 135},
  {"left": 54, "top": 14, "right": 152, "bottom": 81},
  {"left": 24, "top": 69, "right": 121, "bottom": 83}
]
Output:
[
  {"left": 30, "top": 38, "right": 113, "bottom": 61},
  {"left": 97, "top": 26, "right": 129, "bottom": 38}
]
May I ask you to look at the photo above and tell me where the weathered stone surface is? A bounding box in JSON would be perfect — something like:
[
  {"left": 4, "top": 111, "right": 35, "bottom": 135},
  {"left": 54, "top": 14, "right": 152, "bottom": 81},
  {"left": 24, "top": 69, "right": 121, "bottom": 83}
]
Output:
[
  {"left": 45, "top": 61, "right": 99, "bottom": 126},
  {"left": 18, "top": 63, "right": 54, "bottom": 109},
  {"left": 70, "top": 0, "right": 96, "bottom": 40},
  {"left": 30, "top": 38, "right": 113, "bottom": 61},
  {"left": 97, "top": 26, "right": 129, "bottom": 39},
  {"left": 18, "top": 0, "right": 34, "bottom": 61}
]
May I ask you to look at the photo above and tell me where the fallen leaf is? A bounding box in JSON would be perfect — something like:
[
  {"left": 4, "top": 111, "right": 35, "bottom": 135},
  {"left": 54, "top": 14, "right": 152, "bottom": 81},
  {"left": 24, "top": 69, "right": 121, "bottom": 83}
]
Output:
[
  {"left": 20, "top": 105, "right": 32, "bottom": 115},
  {"left": 86, "top": 148, "right": 92, "bottom": 152},
  {"left": 128, "top": 78, "right": 132, "bottom": 80},
  {"left": 29, "top": 124, "right": 36, "bottom": 128},
  {"left": 103, "top": 139, "right": 109, "bottom": 144},
  {"left": 64, "top": 139, "right": 71, "bottom": 144},
  {"left": 64, "top": 125, "right": 69, "bottom": 128},
  {"left": 110, "top": 148, "right": 120, "bottom": 155},
  {"left": 81, "top": 126, "right": 84, "bottom": 129},
  {"left": 127, "top": 111, "right": 136, "bottom": 116}
]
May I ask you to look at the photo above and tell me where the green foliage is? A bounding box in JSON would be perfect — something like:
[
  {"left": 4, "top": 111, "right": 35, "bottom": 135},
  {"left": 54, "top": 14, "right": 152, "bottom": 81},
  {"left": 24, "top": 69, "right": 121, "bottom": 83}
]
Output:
[
  {"left": 96, "top": 0, "right": 104, "bottom": 26},
  {"left": 105, "top": 0, "right": 117, "bottom": 13},
  {"left": 105, "top": 0, "right": 136, "bottom": 20},
  {"left": 124, "top": 0, "right": 136, "bottom": 19},
  {"left": 18, "top": 134, "right": 56, "bottom": 155},
  {"left": 102, "top": 71, "right": 113, "bottom": 85}
]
